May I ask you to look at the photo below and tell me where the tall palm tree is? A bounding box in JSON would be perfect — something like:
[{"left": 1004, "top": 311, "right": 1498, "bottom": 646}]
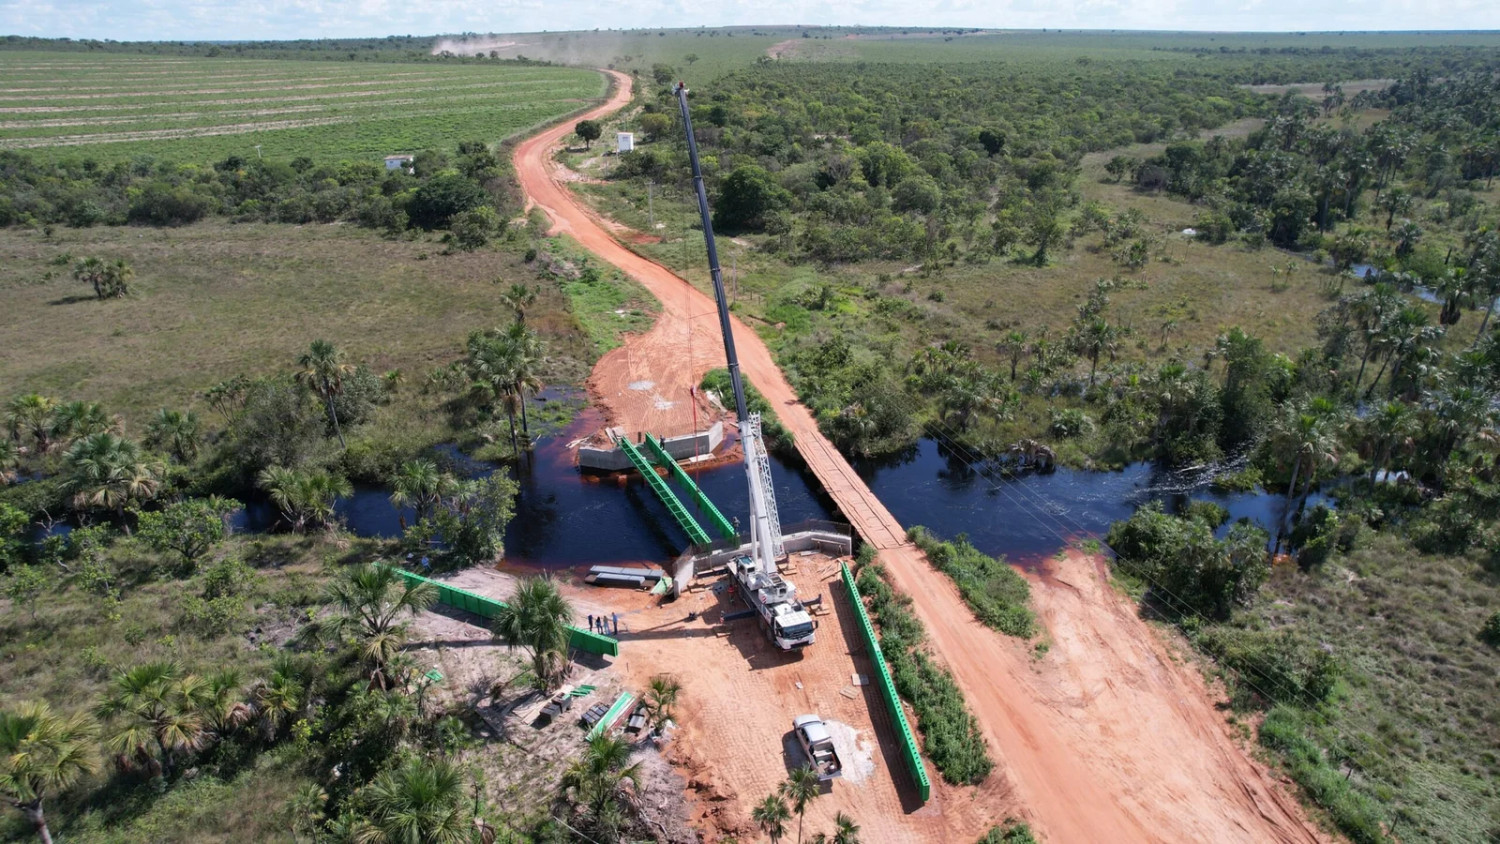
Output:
[
  {"left": 1361, "top": 400, "right": 1415, "bottom": 488},
  {"left": 996, "top": 330, "right": 1028, "bottom": 381},
  {"left": 5, "top": 395, "right": 56, "bottom": 455},
  {"left": 1268, "top": 398, "right": 1343, "bottom": 552},
  {"left": 780, "top": 765, "right": 822, "bottom": 844},
  {"left": 144, "top": 409, "right": 201, "bottom": 463},
  {"left": 752, "top": 793, "right": 790, "bottom": 844},
  {"left": 1073, "top": 317, "right": 1121, "bottom": 387},
  {"left": 196, "top": 669, "right": 253, "bottom": 742},
  {"left": 95, "top": 661, "right": 206, "bottom": 780},
  {"left": 491, "top": 576, "right": 573, "bottom": 692},
  {"left": 389, "top": 460, "right": 453, "bottom": 529},
  {"left": 61, "top": 433, "right": 162, "bottom": 521},
  {"left": 352, "top": 757, "right": 470, "bottom": 844},
  {"left": 832, "top": 812, "right": 860, "bottom": 844},
  {"left": 307, "top": 564, "right": 436, "bottom": 690},
  {"left": 644, "top": 674, "right": 681, "bottom": 733},
  {"left": 498, "top": 282, "right": 537, "bottom": 325},
  {"left": 0, "top": 701, "right": 97, "bottom": 844},
  {"left": 502, "top": 322, "right": 545, "bottom": 440},
  {"left": 296, "top": 340, "right": 355, "bottom": 449},
  {"left": 465, "top": 330, "right": 522, "bottom": 454},
  {"left": 562, "top": 734, "right": 641, "bottom": 825}
]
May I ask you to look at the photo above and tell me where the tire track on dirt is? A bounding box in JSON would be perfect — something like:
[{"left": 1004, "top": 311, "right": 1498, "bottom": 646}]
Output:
[{"left": 514, "top": 69, "right": 1326, "bottom": 844}]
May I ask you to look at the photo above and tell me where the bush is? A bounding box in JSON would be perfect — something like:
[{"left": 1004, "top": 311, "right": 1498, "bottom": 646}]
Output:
[
  {"left": 908, "top": 526, "right": 1035, "bottom": 638},
  {"left": 1480, "top": 611, "right": 1500, "bottom": 647},
  {"left": 405, "top": 173, "right": 487, "bottom": 229},
  {"left": 1195, "top": 627, "right": 1340, "bottom": 707},
  {"left": 1258, "top": 706, "right": 1387, "bottom": 843},
  {"left": 713, "top": 165, "right": 791, "bottom": 233},
  {"left": 1106, "top": 504, "right": 1269, "bottom": 620},
  {"left": 978, "top": 820, "right": 1039, "bottom": 844},
  {"left": 856, "top": 563, "right": 993, "bottom": 785},
  {"left": 127, "top": 181, "right": 212, "bottom": 226}
]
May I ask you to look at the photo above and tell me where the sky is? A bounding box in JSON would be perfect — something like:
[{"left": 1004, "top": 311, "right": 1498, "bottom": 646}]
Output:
[{"left": 0, "top": 0, "right": 1496, "bottom": 43}]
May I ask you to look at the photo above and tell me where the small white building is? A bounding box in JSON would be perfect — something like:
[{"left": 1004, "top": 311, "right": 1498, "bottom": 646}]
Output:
[
  {"left": 616, "top": 132, "right": 634, "bottom": 154},
  {"left": 384, "top": 154, "right": 414, "bottom": 171}
]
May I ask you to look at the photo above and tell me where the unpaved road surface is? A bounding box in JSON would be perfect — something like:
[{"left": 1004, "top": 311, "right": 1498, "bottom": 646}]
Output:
[{"left": 514, "top": 70, "right": 1324, "bottom": 843}]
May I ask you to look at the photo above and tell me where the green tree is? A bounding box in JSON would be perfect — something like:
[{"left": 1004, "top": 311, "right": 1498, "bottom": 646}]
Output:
[
  {"left": 492, "top": 575, "right": 573, "bottom": 692},
  {"left": 96, "top": 661, "right": 207, "bottom": 780},
  {"left": 6, "top": 395, "right": 56, "bottom": 455},
  {"left": 405, "top": 173, "right": 487, "bottom": 230},
  {"left": 61, "top": 433, "right": 162, "bottom": 520},
  {"left": 561, "top": 734, "right": 641, "bottom": 834},
  {"left": 639, "top": 112, "right": 673, "bottom": 142},
  {"left": 73, "top": 257, "right": 132, "bottom": 300},
  {"left": 135, "top": 496, "right": 238, "bottom": 569},
  {"left": 997, "top": 330, "right": 1028, "bottom": 382},
  {"left": 832, "top": 812, "right": 860, "bottom": 844},
  {"left": 437, "top": 474, "right": 517, "bottom": 565},
  {"left": 349, "top": 757, "right": 470, "bottom": 844},
  {"left": 1104, "top": 155, "right": 1133, "bottom": 182},
  {"left": 1267, "top": 398, "right": 1343, "bottom": 552},
  {"left": 144, "top": 408, "right": 201, "bottom": 463},
  {"left": 49, "top": 401, "right": 115, "bottom": 448},
  {"left": 446, "top": 206, "right": 497, "bottom": 251},
  {"left": 0, "top": 701, "right": 97, "bottom": 844},
  {"left": 251, "top": 654, "right": 308, "bottom": 740},
  {"left": 389, "top": 459, "right": 453, "bottom": 530},
  {"left": 714, "top": 165, "right": 792, "bottom": 232},
  {"left": 1025, "top": 205, "right": 1064, "bottom": 266},
  {"left": 574, "top": 119, "right": 602, "bottom": 148},
  {"left": 0, "top": 439, "right": 18, "bottom": 485},
  {"left": 295, "top": 339, "right": 355, "bottom": 449},
  {"left": 780, "top": 765, "right": 822, "bottom": 844},
  {"left": 4, "top": 565, "right": 46, "bottom": 622},
  {"left": 752, "top": 793, "right": 790, "bottom": 844},
  {"left": 1071, "top": 317, "right": 1121, "bottom": 387},
  {"left": 1360, "top": 400, "right": 1415, "bottom": 488},
  {"left": 644, "top": 674, "right": 681, "bottom": 733},
  {"left": 307, "top": 563, "right": 436, "bottom": 690},
  {"left": 497, "top": 282, "right": 537, "bottom": 325},
  {"left": 257, "top": 466, "right": 351, "bottom": 533}
]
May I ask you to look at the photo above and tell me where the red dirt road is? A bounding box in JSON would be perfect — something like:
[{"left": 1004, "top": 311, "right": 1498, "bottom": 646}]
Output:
[{"left": 515, "top": 71, "right": 1323, "bottom": 843}]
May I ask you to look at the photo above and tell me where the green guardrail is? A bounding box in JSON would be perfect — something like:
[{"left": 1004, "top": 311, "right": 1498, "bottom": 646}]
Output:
[
  {"left": 614, "top": 435, "right": 713, "bottom": 547},
  {"left": 387, "top": 566, "right": 619, "bottom": 657},
  {"left": 644, "top": 434, "right": 737, "bottom": 540},
  {"left": 841, "top": 561, "right": 931, "bottom": 803}
]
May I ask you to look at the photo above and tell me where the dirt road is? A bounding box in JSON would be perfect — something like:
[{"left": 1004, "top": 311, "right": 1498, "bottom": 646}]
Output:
[{"left": 514, "top": 70, "right": 1323, "bottom": 843}]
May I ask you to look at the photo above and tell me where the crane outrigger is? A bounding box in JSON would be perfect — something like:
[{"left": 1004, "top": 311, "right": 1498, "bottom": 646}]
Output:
[{"left": 674, "top": 82, "right": 815, "bottom": 651}]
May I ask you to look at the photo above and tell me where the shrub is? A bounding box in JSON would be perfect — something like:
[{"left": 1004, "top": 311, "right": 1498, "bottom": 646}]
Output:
[
  {"left": 1480, "top": 611, "right": 1500, "bottom": 648},
  {"left": 405, "top": 173, "right": 487, "bottom": 229},
  {"left": 1258, "top": 706, "right": 1386, "bottom": 844},
  {"left": 1106, "top": 504, "right": 1269, "bottom": 620},
  {"left": 1195, "top": 627, "right": 1339, "bottom": 707},
  {"left": 978, "top": 820, "right": 1039, "bottom": 844},
  {"left": 908, "top": 526, "right": 1035, "bottom": 638}
]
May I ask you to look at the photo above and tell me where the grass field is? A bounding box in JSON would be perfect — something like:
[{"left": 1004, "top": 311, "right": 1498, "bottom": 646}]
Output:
[
  {"left": 0, "top": 222, "right": 605, "bottom": 431},
  {"left": 0, "top": 52, "right": 604, "bottom": 162}
]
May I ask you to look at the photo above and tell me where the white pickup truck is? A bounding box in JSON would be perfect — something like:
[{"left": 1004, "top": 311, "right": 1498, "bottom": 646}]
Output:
[{"left": 792, "top": 714, "right": 843, "bottom": 782}]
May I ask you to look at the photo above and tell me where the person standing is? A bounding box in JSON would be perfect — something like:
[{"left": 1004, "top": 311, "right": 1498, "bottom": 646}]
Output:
[
  {"left": 612, "top": 612, "right": 620, "bottom": 635},
  {"left": 587, "top": 614, "right": 594, "bottom": 633}
]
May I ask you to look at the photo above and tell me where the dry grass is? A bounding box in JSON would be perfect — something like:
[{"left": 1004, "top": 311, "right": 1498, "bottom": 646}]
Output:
[{"left": 0, "top": 222, "right": 593, "bottom": 430}]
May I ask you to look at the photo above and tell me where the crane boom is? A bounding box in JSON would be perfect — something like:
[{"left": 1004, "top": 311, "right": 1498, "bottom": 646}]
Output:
[{"left": 674, "top": 82, "right": 779, "bottom": 577}]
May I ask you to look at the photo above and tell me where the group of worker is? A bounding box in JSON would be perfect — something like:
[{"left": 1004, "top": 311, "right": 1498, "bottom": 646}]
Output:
[{"left": 586, "top": 613, "right": 620, "bottom": 636}]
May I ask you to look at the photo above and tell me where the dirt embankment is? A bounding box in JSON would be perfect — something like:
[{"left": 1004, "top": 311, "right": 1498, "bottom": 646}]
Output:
[{"left": 513, "top": 69, "right": 1324, "bottom": 843}]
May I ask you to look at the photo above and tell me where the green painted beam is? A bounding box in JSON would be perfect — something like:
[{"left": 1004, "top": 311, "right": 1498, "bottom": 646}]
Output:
[
  {"left": 644, "top": 434, "right": 738, "bottom": 540},
  {"left": 384, "top": 566, "right": 619, "bottom": 657},
  {"left": 588, "top": 691, "right": 636, "bottom": 740},
  {"left": 614, "top": 435, "right": 713, "bottom": 547}
]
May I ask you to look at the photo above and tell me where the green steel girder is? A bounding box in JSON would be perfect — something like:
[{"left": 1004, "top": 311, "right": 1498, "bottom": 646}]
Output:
[
  {"left": 614, "top": 435, "right": 713, "bottom": 547},
  {"left": 644, "top": 434, "right": 738, "bottom": 540}
]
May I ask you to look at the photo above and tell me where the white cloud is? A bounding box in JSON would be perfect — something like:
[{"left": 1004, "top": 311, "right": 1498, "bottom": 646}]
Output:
[{"left": 0, "top": 0, "right": 1495, "bottom": 41}]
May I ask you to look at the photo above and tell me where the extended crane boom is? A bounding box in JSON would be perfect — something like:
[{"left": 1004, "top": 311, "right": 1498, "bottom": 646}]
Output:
[{"left": 675, "top": 82, "right": 813, "bottom": 650}]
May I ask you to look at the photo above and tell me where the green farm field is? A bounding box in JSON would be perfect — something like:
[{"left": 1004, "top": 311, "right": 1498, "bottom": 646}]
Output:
[{"left": 0, "top": 52, "right": 605, "bottom": 163}]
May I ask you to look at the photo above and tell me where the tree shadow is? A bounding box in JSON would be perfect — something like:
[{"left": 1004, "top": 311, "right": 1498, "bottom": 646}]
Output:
[{"left": 47, "top": 294, "right": 97, "bottom": 306}]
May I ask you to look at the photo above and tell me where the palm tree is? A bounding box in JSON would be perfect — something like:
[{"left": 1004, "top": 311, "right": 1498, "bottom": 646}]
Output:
[
  {"left": 752, "top": 793, "right": 790, "bottom": 844},
  {"left": 307, "top": 563, "right": 436, "bottom": 690},
  {"left": 49, "top": 401, "right": 116, "bottom": 448},
  {"left": 465, "top": 330, "right": 522, "bottom": 454},
  {"left": 996, "top": 330, "right": 1028, "bottom": 381},
  {"left": 389, "top": 460, "right": 453, "bottom": 530},
  {"left": 498, "top": 283, "right": 537, "bottom": 325},
  {"left": 61, "top": 433, "right": 162, "bottom": 521},
  {"left": 144, "top": 408, "right": 201, "bottom": 463},
  {"left": 5, "top": 395, "right": 56, "bottom": 454},
  {"left": 644, "top": 674, "right": 681, "bottom": 733},
  {"left": 252, "top": 654, "right": 307, "bottom": 740},
  {"left": 196, "top": 669, "right": 253, "bottom": 742},
  {"left": 0, "top": 701, "right": 97, "bottom": 844},
  {"left": 353, "top": 757, "right": 470, "bottom": 844},
  {"left": 1361, "top": 400, "right": 1415, "bottom": 488},
  {"left": 780, "top": 765, "right": 822, "bottom": 844},
  {"left": 1268, "top": 398, "right": 1343, "bottom": 552},
  {"left": 832, "top": 812, "right": 860, "bottom": 844},
  {"left": 502, "top": 322, "right": 546, "bottom": 440},
  {"left": 295, "top": 340, "right": 355, "bottom": 449},
  {"left": 95, "top": 661, "right": 207, "bottom": 780},
  {"left": 257, "top": 466, "right": 352, "bottom": 532},
  {"left": 562, "top": 734, "right": 641, "bottom": 826},
  {"left": 491, "top": 576, "right": 573, "bottom": 692},
  {"left": 1072, "top": 317, "right": 1121, "bottom": 387},
  {"left": 0, "top": 439, "right": 18, "bottom": 485}
]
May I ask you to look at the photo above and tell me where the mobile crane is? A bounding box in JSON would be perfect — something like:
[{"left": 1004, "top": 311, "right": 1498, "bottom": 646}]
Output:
[{"left": 674, "top": 82, "right": 816, "bottom": 651}]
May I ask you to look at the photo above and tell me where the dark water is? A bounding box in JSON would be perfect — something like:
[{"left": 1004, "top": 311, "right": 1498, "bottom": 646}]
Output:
[{"left": 851, "top": 439, "right": 1327, "bottom": 564}]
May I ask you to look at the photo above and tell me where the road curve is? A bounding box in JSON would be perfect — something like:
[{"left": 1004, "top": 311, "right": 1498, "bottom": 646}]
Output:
[{"left": 513, "top": 69, "right": 1324, "bottom": 844}]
